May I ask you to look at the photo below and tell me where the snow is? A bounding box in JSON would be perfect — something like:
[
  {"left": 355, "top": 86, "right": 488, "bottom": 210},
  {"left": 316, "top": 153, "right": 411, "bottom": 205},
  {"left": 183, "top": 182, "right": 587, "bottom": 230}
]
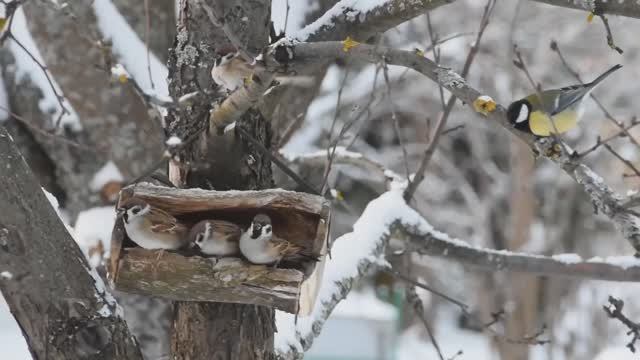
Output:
[
  {"left": 271, "top": 0, "right": 312, "bottom": 34},
  {"left": 476, "top": 95, "right": 494, "bottom": 103},
  {"left": 42, "top": 187, "right": 73, "bottom": 229},
  {"left": 331, "top": 289, "right": 396, "bottom": 321},
  {"left": 223, "top": 121, "right": 236, "bottom": 134},
  {"left": 166, "top": 136, "right": 183, "bottom": 146},
  {"left": 275, "top": 174, "right": 640, "bottom": 355},
  {"left": 0, "top": 296, "right": 30, "bottom": 359},
  {"left": 89, "top": 161, "right": 124, "bottom": 192},
  {"left": 552, "top": 253, "right": 584, "bottom": 264},
  {"left": 595, "top": 347, "right": 637, "bottom": 360},
  {"left": 275, "top": 178, "right": 441, "bottom": 353},
  {"left": 74, "top": 206, "right": 117, "bottom": 267},
  {"left": 587, "top": 255, "right": 640, "bottom": 269},
  {"left": 93, "top": 0, "right": 169, "bottom": 97},
  {"left": 293, "top": 0, "right": 390, "bottom": 41},
  {"left": 0, "top": 69, "right": 9, "bottom": 122},
  {"left": 10, "top": 8, "right": 81, "bottom": 130},
  {"left": 396, "top": 305, "right": 493, "bottom": 360},
  {"left": 110, "top": 63, "right": 130, "bottom": 80}
]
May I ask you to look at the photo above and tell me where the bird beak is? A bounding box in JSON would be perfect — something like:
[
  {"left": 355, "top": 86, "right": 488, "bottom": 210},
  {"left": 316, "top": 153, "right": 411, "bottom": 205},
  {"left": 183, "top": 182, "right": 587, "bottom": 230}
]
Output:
[{"left": 116, "top": 208, "right": 125, "bottom": 218}]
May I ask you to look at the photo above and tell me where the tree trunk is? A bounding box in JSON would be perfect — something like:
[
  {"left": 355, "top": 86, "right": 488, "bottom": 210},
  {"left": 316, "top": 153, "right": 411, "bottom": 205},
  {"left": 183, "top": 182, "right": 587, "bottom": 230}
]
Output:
[
  {"left": 167, "top": 1, "right": 275, "bottom": 358},
  {"left": 497, "top": 139, "right": 539, "bottom": 360},
  {"left": 0, "top": 125, "right": 142, "bottom": 360}
]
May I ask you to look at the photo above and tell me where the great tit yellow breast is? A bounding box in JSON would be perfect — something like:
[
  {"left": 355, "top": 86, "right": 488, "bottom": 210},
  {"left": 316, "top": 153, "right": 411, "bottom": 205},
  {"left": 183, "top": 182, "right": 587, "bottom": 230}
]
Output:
[{"left": 528, "top": 110, "right": 578, "bottom": 136}]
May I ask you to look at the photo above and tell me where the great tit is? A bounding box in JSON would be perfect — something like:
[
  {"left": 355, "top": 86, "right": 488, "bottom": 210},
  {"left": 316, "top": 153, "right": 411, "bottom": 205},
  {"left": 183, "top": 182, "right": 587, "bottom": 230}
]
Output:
[{"left": 506, "top": 64, "right": 622, "bottom": 137}]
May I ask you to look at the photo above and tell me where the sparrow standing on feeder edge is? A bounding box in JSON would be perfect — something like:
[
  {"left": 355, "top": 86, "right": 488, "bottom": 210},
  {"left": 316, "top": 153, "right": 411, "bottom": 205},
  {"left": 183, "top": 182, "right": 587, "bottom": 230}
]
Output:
[
  {"left": 189, "top": 219, "right": 242, "bottom": 256},
  {"left": 117, "top": 198, "right": 189, "bottom": 250},
  {"left": 239, "top": 213, "right": 318, "bottom": 267}
]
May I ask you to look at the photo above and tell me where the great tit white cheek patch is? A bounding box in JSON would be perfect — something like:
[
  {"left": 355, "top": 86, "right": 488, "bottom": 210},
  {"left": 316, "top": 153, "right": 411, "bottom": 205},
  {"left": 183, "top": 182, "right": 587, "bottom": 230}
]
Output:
[{"left": 516, "top": 105, "right": 529, "bottom": 123}]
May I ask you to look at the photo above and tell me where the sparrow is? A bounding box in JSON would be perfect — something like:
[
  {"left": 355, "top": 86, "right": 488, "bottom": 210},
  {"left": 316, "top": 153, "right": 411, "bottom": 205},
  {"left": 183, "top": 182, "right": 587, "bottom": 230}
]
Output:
[
  {"left": 239, "top": 213, "right": 319, "bottom": 267},
  {"left": 189, "top": 219, "right": 241, "bottom": 256},
  {"left": 211, "top": 51, "right": 257, "bottom": 92},
  {"left": 211, "top": 48, "right": 313, "bottom": 92},
  {"left": 116, "top": 198, "right": 189, "bottom": 250}
]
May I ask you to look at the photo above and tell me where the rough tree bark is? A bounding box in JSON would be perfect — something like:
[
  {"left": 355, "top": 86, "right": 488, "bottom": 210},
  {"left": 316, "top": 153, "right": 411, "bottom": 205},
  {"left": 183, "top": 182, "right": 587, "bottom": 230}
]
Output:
[
  {"left": 0, "top": 126, "right": 142, "bottom": 360},
  {"left": 166, "top": 1, "right": 275, "bottom": 358}
]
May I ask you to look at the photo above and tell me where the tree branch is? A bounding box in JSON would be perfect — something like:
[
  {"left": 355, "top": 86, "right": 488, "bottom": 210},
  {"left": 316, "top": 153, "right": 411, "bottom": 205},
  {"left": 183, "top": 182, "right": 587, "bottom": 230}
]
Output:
[
  {"left": 264, "top": 40, "right": 640, "bottom": 253},
  {"left": 275, "top": 182, "right": 640, "bottom": 359},
  {"left": 294, "top": 0, "right": 457, "bottom": 42},
  {"left": 531, "top": 0, "right": 640, "bottom": 19},
  {"left": 0, "top": 126, "right": 142, "bottom": 359}
]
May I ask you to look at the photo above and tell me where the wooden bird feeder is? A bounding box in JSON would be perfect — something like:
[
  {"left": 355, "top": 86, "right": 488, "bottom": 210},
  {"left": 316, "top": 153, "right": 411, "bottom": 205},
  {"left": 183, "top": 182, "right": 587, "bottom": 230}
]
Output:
[{"left": 108, "top": 183, "right": 330, "bottom": 315}]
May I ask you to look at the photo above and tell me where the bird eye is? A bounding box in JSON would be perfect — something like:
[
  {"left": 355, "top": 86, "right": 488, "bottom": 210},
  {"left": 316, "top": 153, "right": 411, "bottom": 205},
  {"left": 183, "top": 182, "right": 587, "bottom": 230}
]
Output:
[
  {"left": 265, "top": 226, "right": 271, "bottom": 234},
  {"left": 131, "top": 206, "right": 141, "bottom": 215}
]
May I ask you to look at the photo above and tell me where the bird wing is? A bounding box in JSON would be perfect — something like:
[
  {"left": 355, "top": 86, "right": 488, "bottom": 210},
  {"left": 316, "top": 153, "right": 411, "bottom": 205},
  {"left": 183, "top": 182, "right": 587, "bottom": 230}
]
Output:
[
  {"left": 210, "top": 220, "right": 242, "bottom": 241},
  {"left": 542, "top": 86, "right": 590, "bottom": 116},
  {"left": 270, "top": 236, "right": 302, "bottom": 256},
  {"left": 147, "top": 208, "right": 187, "bottom": 235}
]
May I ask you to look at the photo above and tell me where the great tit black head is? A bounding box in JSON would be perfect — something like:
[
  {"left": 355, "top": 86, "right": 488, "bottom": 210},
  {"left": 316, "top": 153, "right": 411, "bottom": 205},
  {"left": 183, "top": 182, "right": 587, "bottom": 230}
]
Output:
[{"left": 506, "top": 99, "right": 532, "bottom": 133}]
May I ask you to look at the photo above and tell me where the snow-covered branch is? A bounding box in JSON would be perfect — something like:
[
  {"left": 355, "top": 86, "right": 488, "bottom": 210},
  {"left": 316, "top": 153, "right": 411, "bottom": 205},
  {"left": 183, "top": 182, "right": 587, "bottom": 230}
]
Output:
[
  {"left": 266, "top": 40, "right": 640, "bottom": 253},
  {"left": 531, "top": 0, "right": 640, "bottom": 19},
  {"left": 293, "top": 0, "right": 640, "bottom": 45},
  {"left": 294, "top": 0, "right": 455, "bottom": 42},
  {"left": 275, "top": 179, "right": 640, "bottom": 359}
]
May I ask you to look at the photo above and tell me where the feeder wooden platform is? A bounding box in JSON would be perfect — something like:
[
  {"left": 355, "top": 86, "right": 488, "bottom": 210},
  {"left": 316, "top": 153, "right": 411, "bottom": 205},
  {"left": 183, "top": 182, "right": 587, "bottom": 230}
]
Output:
[{"left": 109, "top": 183, "right": 330, "bottom": 315}]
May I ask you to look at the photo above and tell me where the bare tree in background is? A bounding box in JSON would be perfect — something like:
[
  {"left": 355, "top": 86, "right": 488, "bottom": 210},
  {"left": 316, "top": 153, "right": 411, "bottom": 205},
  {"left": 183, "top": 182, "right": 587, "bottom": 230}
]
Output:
[{"left": 1, "top": 0, "right": 640, "bottom": 359}]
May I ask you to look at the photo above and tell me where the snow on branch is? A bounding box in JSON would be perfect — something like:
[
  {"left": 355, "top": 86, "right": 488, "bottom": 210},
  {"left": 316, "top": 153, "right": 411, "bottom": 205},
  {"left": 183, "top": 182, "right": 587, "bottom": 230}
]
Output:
[
  {"left": 531, "top": 0, "right": 640, "bottom": 19},
  {"left": 93, "top": 0, "right": 169, "bottom": 97},
  {"left": 294, "top": 0, "right": 455, "bottom": 42},
  {"left": 265, "top": 40, "right": 640, "bottom": 253},
  {"left": 275, "top": 179, "right": 640, "bottom": 359},
  {"left": 292, "top": 0, "right": 640, "bottom": 44}
]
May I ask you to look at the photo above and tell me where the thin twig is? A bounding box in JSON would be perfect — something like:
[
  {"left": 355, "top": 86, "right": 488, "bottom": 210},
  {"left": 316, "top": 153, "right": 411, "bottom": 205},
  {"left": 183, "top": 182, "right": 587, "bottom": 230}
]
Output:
[
  {"left": 283, "top": 0, "right": 291, "bottom": 34},
  {"left": 404, "top": 0, "right": 495, "bottom": 202},
  {"left": 320, "top": 70, "right": 350, "bottom": 195},
  {"left": 382, "top": 267, "right": 469, "bottom": 312},
  {"left": 406, "top": 286, "right": 446, "bottom": 360},
  {"left": 143, "top": 0, "right": 155, "bottom": 90},
  {"left": 603, "top": 296, "right": 640, "bottom": 353},
  {"left": 423, "top": 32, "right": 475, "bottom": 53},
  {"left": 383, "top": 61, "right": 411, "bottom": 180},
  {"left": 597, "top": 13, "right": 624, "bottom": 54},
  {"left": 603, "top": 144, "right": 640, "bottom": 177},
  {"left": 9, "top": 34, "right": 70, "bottom": 129},
  {"left": 236, "top": 126, "right": 321, "bottom": 195},
  {"left": 0, "top": 105, "right": 93, "bottom": 151},
  {"left": 441, "top": 124, "right": 465, "bottom": 136},
  {"left": 578, "top": 119, "right": 640, "bottom": 157}
]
